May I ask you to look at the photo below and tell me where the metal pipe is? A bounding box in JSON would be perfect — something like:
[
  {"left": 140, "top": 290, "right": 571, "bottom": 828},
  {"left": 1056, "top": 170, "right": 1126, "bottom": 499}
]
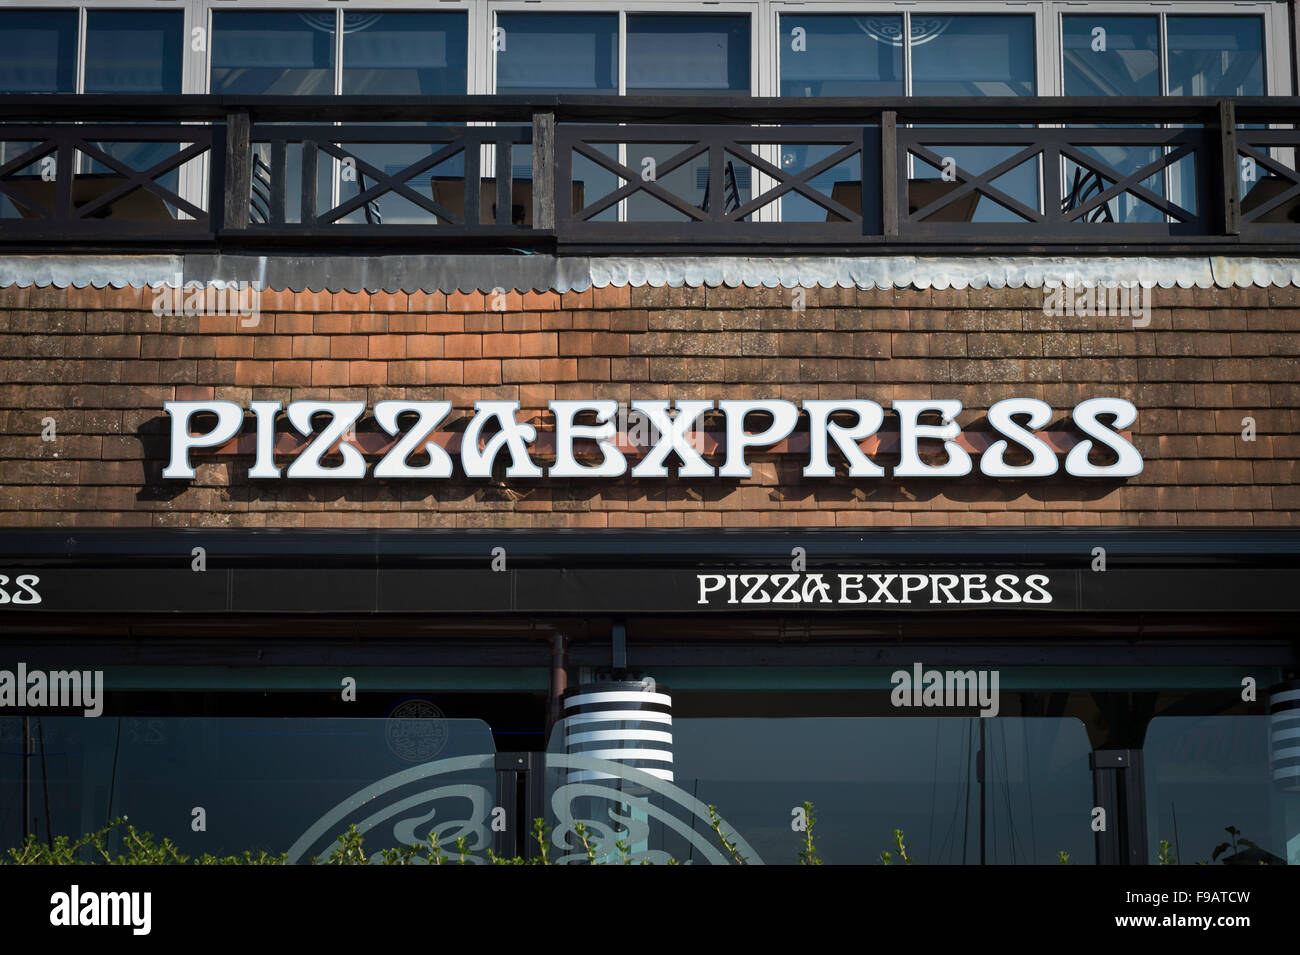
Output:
[
  {"left": 546, "top": 633, "right": 567, "bottom": 741},
  {"left": 978, "top": 718, "right": 987, "bottom": 866},
  {"left": 20, "top": 716, "right": 29, "bottom": 842}
]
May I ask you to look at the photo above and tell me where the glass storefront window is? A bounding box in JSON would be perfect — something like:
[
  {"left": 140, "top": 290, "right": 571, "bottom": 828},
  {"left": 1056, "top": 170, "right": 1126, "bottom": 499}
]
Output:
[
  {"left": 0, "top": 716, "right": 498, "bottom": 861},
  {"left": 545, "top": 714, "right": 1095, "bottom": 864},
  {"left": 1145, "top": 716, "right": 1296, "bottom": 865}
]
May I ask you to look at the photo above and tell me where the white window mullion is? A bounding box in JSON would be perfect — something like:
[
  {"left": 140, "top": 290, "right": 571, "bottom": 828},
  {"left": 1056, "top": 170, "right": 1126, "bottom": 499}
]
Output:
[
  {"left": 74, "top": 6, "right": 86, "bottom": 178},
  {"left": 618, "top": 8, "right": 627, "bottom": 223},
  {"left": 331, "top": 6, "right": 343, "bottom": 216},
  {"left": 1158, "top": 11, "right": 1170, "bottom": 226}
]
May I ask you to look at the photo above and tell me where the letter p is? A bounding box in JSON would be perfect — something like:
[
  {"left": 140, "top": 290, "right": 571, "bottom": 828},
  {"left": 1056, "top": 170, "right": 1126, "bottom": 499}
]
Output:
[
  {"left": 697, "top": 574, "right": 725, "bottom": 605},
  {"left": 162, "top": 401, "right": 244, "bottom": 479}
]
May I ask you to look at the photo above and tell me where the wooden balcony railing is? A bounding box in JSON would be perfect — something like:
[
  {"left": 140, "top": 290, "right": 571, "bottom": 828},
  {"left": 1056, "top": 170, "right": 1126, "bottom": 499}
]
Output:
[{"left": 0, "top": 95, "right": 1297, "bottom": 253}]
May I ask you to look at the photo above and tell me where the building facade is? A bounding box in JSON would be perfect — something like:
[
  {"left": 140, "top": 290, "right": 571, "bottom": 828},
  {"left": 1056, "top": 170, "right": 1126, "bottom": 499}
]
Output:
[{"left": 0, "top": 0, "right": 1297, "bottom": 866}]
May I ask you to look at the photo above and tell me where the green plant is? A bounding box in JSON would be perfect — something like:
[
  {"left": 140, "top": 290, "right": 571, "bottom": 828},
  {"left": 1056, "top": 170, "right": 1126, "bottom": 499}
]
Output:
[
  {"left": 798, "top": 801, "right": 822, "bottom": 866},
  {"left": 879, "top": 828, "right": 913, "bottom": 865},
  {"left": 573, "top": 821, "right": 597, "bottom": 864},
  {"left": 3, "top": 817, "right": 286, "bottom": 866},
  {"left": 705, "top": 803, "right": 748, "bottom": 865},
  {"left": 1057, "top": 850, "right": 1072, "bottom": 865},
  {"left": 1211, "top": 826, "right": 1259, "bottom": 864},
  {"left": 1157, "top": 840, "right": 1176, "bottom": 865},
  {"left": 532, "top": 818, "right": 551, "bottom": 865}
]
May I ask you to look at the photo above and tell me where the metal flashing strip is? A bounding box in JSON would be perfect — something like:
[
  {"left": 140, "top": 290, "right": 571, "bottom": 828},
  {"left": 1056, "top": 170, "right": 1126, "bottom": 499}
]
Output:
[{"left": 2, "top": 254, "right": 1300, "bottom": 295}]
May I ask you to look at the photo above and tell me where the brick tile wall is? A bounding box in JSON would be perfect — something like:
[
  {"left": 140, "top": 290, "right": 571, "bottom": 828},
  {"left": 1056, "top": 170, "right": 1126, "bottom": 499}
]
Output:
[{"left": 0, "top": 281, "right": 1296, "bottom": 528}]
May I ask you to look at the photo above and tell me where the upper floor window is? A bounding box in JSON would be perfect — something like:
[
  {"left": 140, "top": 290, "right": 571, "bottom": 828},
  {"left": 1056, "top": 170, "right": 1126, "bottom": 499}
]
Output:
[
  {"left": 0, "top": 9, "right": 77, "bottom": 93},
  {"left": 626, "top": 14, "right": 750, "bottom": 95},
  {"left": 779, "top": 15, "right": 903, "bottom": 97},
  {"left": 1062, "top": 14, "right": 1265, "bottom": 96},
  {"left": 495, "top": 13, "right": 618, "bottom": 94},
  {"left": 494, "top": 11, "right": 750, "bottom": 94},
  {"left": 779, "top": 13, "right": 1035, "bottom": 97},
  {"left": 86, "top": 11, "right": 184, "bottom": 94},
  {"left": 211, "top": 11, "right": 468, "bottom": 96},
  {"left": 343, "top": 12, "right": 468, "bottom": 95},
  {"left": 912, "top": 15, "right": 1036, "bottom": 96},
  {"left": 0, "top": 8, "right": 182, "bottom": 94}
]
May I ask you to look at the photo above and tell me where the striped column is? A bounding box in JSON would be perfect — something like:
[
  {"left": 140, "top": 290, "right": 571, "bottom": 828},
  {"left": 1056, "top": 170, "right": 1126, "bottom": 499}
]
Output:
[
  {"left": 1269, "top": 680, "right": 1300, "bottom": 790},
  {"left": 563, "top": 681, "right": 673, "bottom": 784}
]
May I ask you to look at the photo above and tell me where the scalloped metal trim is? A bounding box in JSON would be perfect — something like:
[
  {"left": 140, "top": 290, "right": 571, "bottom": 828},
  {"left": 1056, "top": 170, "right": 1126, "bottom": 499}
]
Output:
[{"left": 2, "top": 253, "right": 1299, "bottom": 294}]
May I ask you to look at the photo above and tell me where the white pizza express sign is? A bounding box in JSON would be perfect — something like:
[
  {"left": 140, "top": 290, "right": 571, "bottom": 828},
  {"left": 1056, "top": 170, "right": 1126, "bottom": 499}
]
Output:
[{"left": 162, "top": 397, "right": 1142, "bottom": 481}]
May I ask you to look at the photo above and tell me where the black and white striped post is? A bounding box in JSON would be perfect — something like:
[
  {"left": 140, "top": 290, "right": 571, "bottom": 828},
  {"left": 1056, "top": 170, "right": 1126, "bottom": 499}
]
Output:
[
  {"left": 562, "top": 681, "right": 673, "bottom": 785},
  {"left": 1269, "top": 680, "right": 1300, "bottom": 790}
]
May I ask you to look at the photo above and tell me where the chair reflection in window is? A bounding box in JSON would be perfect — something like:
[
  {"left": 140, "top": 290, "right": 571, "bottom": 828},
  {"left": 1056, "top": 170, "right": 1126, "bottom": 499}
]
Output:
[
  {"left": 430, "top": 177, "right": 584, "bottom": 227},
  {"left": 1241, "top": 174, "right": 1300, "bottom": 223},
  {"left": 1061, "top": 166, "right": 1115, "bottom": 223},
  {"left": 249, "top": 151, "right": 383, "bottom": 225},
  {"left": 700, "top": 160, "right": 742, "bottom": 216},
  {"left": 824, "top": 179, "right": 979, "bottom": 223}
]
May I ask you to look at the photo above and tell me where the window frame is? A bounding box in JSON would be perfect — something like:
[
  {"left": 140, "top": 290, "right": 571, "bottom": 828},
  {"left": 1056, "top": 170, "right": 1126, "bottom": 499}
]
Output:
[{"left": 0, "top": 1, "right": 1286, "bottom": 99}]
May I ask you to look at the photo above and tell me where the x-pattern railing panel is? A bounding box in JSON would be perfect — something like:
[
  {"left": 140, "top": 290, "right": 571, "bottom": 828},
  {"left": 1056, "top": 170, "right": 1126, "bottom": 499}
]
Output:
[
  {"left": 1235, "top": 129, "right": 1300, "bottom": 230},
  {"left": 556, "top": 124, "right": 869, "bottom": 241},
  {"left": 247, "top": 124, "right": 533, "bottom": 231},
  {"left": 0, "top": 124, "right": 212, "bottom": 239},
  {"left": 896, "top": 126, "right": 1207, "bottom": 235}
]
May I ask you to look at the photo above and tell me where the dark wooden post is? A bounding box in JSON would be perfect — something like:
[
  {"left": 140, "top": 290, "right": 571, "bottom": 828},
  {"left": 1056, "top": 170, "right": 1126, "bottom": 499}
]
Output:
[
  {"left": 1218, "top": 99, "right": 1241, "bottom": 236},
  {"left": 300, "top": 141, "right": 317, "bottom": 227},
  {"left": 532, "top": 110, "right": 556, "bottom": 230},
  {"left": 223, "top": 110, "right": 252, "bottom": 231},
  {"left": 881, "top": 109, "right": 899, "bottom": 237}
]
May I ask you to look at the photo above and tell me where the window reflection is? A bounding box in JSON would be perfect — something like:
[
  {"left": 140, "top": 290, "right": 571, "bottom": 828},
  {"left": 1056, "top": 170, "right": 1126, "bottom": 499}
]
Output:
[
  {"left": 83, "top": 12, "right": 186, "bottom": 215},
  {"left": 338, "top": 13, "right": 469, "bottom": 226},
  {"left": 1062, "top": 16, "right": 1159, "bottom": 97},
  {"left": 0, "top": 716, "right": 498, "bottom": 859},
  {"left": 85, "top": 11, "right": 183, "bottom": 95},
  {"left": 1145, "top": 716, "right": 1294, "bottom": 865},
  {"left": 342, "top": 12, "right": 467, "bottom": 95},
  {"left": 779, "top": 15, "right": 904, "bottom": 97},
  {"left": 911, "top": 15, "right": 1036, "bottom": 97},
  {"left": 495, "top": 13, "right": 619, "bottom": 223},
  {"left": 1167, "top": 16, "right": 1265, "bottom": 97},
  {"left": 624, "top": 16, "right": 750, "bottom": 222},
  {"left": 626, "top": 15, "right": 750, "bottom": 95},
  {"left": 0, "top": 9, "right": 77, "bottom": 93},
  {"left": 495, "top": 13, "right": 618, "bottom": 94},
  {"left": 546, "top": 716, "right": 1096, "bottom": 864},
  {"left": 211, "top": 12, "right": 335, "bottom": 96}
]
